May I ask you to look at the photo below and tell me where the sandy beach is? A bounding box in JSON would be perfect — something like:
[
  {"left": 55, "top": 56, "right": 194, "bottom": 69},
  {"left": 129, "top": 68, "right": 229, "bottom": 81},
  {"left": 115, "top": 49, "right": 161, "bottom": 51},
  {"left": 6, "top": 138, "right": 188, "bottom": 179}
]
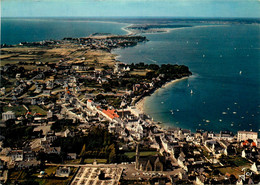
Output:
[
  {"left": 121, "top": 25, "right": 135, "bottom": 35},
  {"left": 135, "top": 76, "right": 189, "bottom": 114}
]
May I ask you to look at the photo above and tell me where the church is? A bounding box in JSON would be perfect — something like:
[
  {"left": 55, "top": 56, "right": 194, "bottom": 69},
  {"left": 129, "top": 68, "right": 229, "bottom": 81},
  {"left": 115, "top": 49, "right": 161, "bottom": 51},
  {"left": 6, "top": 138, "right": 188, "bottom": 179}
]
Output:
[{"left": 135, "top": 145, "right": 166, "bottom": 171}]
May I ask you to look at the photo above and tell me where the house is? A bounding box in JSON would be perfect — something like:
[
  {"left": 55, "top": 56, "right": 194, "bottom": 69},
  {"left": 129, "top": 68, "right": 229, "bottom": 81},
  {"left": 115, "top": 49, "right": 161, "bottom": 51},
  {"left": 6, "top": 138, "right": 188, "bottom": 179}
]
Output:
[
  {"left": 10, "top": 150, "right": 23, "bottom": 162},
  {"left": 56, "top": 167, "right": 71, "bottom": 177},
  {"left": 46, "top": 81, "right": 54, "bottom": 89},
  {"left": 44, "top": 146, "right": 61, "bottom": 155},
  {"left": 250, "top": 162, "right": 260, "bottom": 174},
  {"left": 177, "top": 155, "right": 187, "bottom": 171},
  {"left": 136, "top": 155, "right": 166, "bottom": 172},
  {"left": 31, "top": 98, "right": 37, "bottom": 105},
  {"left": 2, "top": 111, "right": 16, "bottom": 121},
  {"left": 42, "top": 90, "right": 51, "bottom": 96},
  {"left": 15, "top": 160, "right": 40, "bottom": 169},
  {"left": 0, "top": 87, "right": 5, "bottom": 95},
  {"left": 55, "top": 129, "right": 74, "bottom": 138},
  {"left": 195, "top": 175, "right": 206, "bottom": 185},
  {"left": 178, "top": 171, "right": 188, "bottom": 180},
  {"left": 47, "top": 110, "right": 53, "bottom": 119},
  {"left": 135, "top": 144, "right": 166, "bottom": 171},
  {"left": 102, "top": 108, "right": 119, "bottom": 121},
  {"left": 87, "top": 99, "right": 95, "bottom": 110},
  {"left": 67, "top": 153, "right": 77, "bottom": 160},
  {"left": 242, "top": 150, "right": 252, "bottom": 158},
  {"left": 238, "top": 131, "right": 258, "bottom": 143},
  {"left": 34, "top": 85, "right": 43, "bottom": 93}
]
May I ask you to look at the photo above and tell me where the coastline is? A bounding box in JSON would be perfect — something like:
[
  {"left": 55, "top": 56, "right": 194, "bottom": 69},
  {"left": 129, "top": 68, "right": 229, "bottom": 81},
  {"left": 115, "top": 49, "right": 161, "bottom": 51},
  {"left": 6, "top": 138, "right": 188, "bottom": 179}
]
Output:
[
  {"left": 121, "top": 24, "right": 134, "bottom": 35},
  {"left": 135, "top": 76, "right": 189, "bottom": 116},
  {"left": 121, "top": 24, "right": 228, "bottom": 36}
]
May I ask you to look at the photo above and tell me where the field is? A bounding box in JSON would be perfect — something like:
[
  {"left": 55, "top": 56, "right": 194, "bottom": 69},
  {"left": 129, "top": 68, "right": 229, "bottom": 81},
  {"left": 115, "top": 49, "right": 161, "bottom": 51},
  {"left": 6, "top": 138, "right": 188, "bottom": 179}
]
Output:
[
  {"left": 84, "top": 158, "right": 107, "bottom": 164},
  {"left": 124, "top": 151, "right": 159, "bottom": 159},
  {"left": 29, "top": 105, "right": 47, "bottom": 115},
  {"left": 218, "top": 156, "right": 251, "bottom": 178},
  {"left": 7, "top": 166, "right": 77, "bottom": 185},
  {"left": 129, "top": 69, "right": 150, "bottom": 76},
  {"left": 2, "top": 105, "right": 27, "bottom": 116}
]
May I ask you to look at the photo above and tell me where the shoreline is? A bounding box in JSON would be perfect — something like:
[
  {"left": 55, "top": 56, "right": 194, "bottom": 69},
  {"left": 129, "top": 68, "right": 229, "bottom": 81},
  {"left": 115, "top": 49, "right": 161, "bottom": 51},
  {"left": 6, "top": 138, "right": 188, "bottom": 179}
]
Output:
[
  {"left": 121, "top": 24, "right": 228, "bottom": 36},
  {"left": 135, "top": 76, "right": 189, "bottom": 116}
]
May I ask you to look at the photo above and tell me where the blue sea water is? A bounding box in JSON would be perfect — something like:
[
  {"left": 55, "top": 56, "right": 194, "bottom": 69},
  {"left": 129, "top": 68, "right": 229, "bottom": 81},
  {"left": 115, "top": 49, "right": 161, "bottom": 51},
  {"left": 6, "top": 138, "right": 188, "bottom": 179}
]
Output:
[
  {"left": 1, "top": 18, "right": 127, "bottom": 45},
  {"left": 114, "top": 24, "right": 260, "bottom": 133},
  {"left": 1, "top": 18, "right": 259, "bottom": 133}
]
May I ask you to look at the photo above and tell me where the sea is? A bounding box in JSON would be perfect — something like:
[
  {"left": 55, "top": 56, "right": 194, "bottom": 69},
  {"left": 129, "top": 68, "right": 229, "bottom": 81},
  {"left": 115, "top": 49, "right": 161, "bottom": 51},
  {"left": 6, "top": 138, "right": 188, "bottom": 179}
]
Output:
[{"left": 1, "top": 18, "right": 260, "bottom": 133}]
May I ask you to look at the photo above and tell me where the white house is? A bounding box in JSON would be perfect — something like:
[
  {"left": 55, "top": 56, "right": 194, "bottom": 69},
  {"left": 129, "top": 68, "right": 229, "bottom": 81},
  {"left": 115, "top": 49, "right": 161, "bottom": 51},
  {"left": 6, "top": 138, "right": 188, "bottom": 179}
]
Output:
[
  {"left": 10, "top": 150, "right": 23, "bottom": 162},
  {"left": 237, "top": 131, "right": 258, "bottom": 142},
  {"left": 2, "top": 111, "right": 16, "bottom": 121},
  {"left": 251, "top": 162, "right": 260, "bottom": 174}
]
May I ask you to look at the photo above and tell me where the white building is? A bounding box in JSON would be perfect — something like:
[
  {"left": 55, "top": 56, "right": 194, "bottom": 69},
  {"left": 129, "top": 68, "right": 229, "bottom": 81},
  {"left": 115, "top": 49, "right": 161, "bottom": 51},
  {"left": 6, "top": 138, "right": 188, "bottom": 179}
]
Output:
[
  {"left": 237, "top": 131, "right": 258, "bottom": 142},
  {"left": 2, "top": 111, "right": 16, "bottom": 121},
  {"left": 10, "top": 150, "right": 23, "bottom": 162},
  {"left": 251, "top": 162, "right": 260, "bottom": 174}
]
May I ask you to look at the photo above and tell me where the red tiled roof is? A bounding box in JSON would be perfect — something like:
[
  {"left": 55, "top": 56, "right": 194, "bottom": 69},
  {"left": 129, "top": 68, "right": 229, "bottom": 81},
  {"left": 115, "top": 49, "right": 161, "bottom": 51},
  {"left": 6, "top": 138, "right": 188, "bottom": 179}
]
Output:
[
  {"left": 102, "top": 109, "right": 119, "bottom": 119},
  {"left": 243, "top": 140, "right": 249, "bottom": 146},
  {"left": 87, "top": 99, "right": 92, "bottom": 102}
]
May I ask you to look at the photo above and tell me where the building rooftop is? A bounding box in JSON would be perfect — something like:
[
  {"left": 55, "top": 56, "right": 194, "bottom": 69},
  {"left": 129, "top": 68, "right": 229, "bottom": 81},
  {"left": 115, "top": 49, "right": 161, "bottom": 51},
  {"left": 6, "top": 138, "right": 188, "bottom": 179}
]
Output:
[
  {"left": 102, "top": 109, "right": 119, "bottom": 120},
  {"left": 238, "top": 131, "right": 257, "bottom": 135},
  {"left": 71, "top": 166, "right": 122, "bottom": 185}
]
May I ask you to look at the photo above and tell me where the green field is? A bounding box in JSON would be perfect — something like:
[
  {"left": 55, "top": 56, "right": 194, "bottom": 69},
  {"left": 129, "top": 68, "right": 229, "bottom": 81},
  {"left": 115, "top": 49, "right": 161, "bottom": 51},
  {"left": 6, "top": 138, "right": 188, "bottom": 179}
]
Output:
[
  {"left": 124, "top": 151, "right": 159, "bottom": 159},
  {"left": 29, "top": 105, "right": 47, "bottom": 115},
  {"left": 2, "top": 105, "right": 27, "bottom": 116},
  {"left": 84, "top": 158, "right": 107, "bottom": 164},
  {"left": 8, "top": 166, "right": 77, "bottom": 185}
]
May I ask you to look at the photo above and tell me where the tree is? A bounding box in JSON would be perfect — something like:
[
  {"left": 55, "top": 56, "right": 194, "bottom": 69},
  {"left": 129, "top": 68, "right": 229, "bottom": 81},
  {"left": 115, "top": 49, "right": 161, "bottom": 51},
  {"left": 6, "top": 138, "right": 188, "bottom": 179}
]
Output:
[
  {"left": 80, "top": 144, "right": 86, "bottom": 157},
  {"left": 95, "top": 94, "right": 105, "bottom": 101},
  {"left": 146, "top": 71, "right": 156, "bottom": 79},
  {"left": 102, "top": 84, "right": 112, "bottom": 92},
  {"left": 109, "top": 148, "right": 116, "bottom": 163}
]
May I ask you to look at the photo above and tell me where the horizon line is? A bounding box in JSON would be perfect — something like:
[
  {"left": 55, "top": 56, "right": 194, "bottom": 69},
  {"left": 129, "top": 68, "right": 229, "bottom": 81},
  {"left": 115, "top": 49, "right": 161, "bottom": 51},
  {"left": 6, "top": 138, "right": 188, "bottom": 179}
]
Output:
[{"left": 2, "top": 16, "right": 260, "bottom": 19}]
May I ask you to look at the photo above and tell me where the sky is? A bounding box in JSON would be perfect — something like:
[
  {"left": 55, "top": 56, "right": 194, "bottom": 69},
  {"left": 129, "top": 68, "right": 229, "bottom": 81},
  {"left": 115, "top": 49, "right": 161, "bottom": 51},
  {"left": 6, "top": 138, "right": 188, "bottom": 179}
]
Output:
[{"left": 1, "top": 0, "right": 260, "bottom": 18}]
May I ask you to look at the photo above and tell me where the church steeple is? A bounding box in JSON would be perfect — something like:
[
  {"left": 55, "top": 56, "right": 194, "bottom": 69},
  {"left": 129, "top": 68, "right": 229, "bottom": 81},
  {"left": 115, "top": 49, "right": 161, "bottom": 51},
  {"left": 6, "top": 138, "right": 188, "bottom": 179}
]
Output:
[{"left": 135, "top": 143, "right": 140, "bottom": 170}]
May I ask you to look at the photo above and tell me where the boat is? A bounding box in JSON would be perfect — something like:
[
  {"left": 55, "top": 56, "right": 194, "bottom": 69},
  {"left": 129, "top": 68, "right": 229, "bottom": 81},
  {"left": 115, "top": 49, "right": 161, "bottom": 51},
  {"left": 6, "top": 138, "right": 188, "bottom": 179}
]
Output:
[
  {"left": 202, "top": 54, "right": 205, "bottom": 58},
  {"left": 222, "top": 112, "right": 227, "bottom": 115},
  {"left": 187, "top": 84, "right": 189, "bottom": 87},
  {"left": 239, "top": 71, "right": 242, "bottom": 75},
  {"left": 190, "top": 89, "right": 193, "bottom": 94}
]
